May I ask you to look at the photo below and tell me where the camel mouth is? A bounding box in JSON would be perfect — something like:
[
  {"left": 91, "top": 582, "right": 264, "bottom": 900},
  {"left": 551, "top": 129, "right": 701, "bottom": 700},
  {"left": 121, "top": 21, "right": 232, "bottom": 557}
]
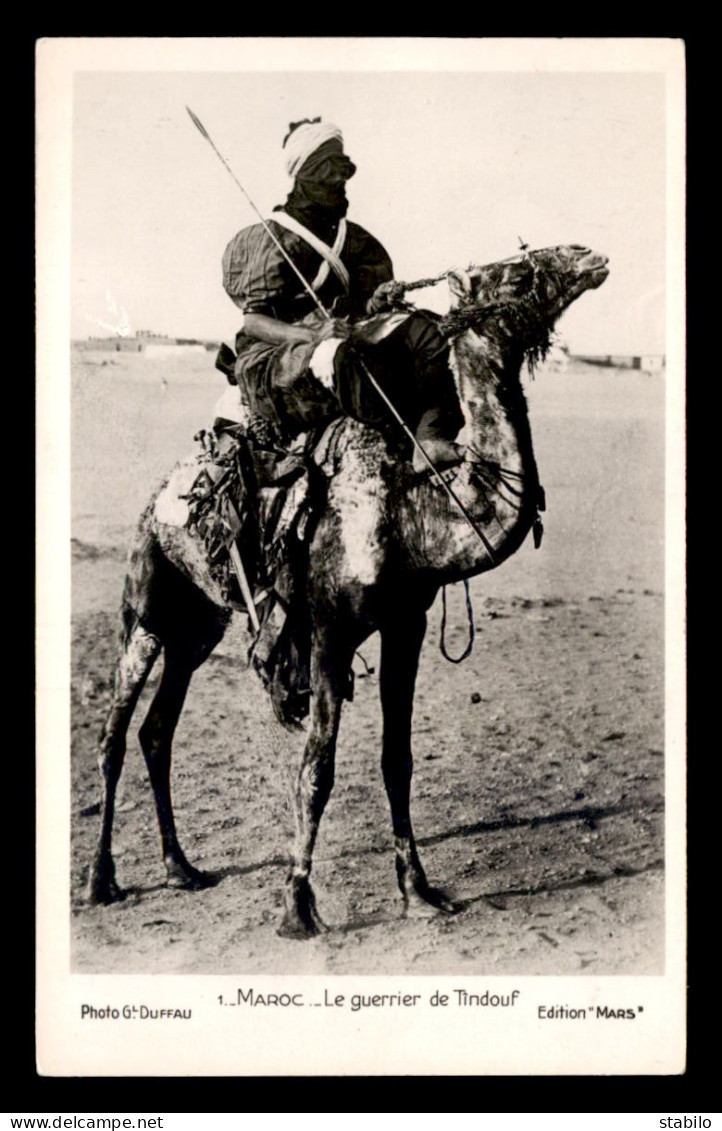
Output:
[
  {"left": 581, "top": 257, "right": 610, "bottom": 289},
  {"left": 590, "top": 264, "right": 610, "bottom": 287}
]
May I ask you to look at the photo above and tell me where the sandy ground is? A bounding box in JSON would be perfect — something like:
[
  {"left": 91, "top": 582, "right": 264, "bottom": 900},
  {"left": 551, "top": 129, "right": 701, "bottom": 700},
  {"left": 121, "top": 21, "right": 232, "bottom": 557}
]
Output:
[{"left": 67, "top": 348, "right": 667, "bottom": 975}]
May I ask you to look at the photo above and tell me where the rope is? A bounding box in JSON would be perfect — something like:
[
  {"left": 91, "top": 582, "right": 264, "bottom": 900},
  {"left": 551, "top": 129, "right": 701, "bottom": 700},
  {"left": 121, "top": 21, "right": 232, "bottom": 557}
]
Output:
[
  {"left": 401, "top": 270, "right": 450, "bottom": 292},
  {"left": 439, "top": 580, "right": 475, "bottom": 664},
  {"left": 467, "top": 450, "right": 527, "bottom": 511},
  {"left": 392, "top": 266, "right": 554, "bottom": 368},
  {"left": 354, "top": 650, "right": 375, "bottom": 677}
]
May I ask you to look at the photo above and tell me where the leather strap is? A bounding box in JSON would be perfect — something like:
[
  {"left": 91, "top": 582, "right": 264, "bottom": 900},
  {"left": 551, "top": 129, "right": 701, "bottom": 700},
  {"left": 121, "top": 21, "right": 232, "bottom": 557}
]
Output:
[{"left": 269, "top": 212, "right": 350, "bottom": 293}]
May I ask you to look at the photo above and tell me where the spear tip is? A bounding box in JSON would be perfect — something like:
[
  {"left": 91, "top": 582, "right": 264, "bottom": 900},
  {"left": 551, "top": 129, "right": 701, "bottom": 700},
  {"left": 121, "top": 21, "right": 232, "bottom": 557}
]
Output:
[{"left": 186, "top": 105, "right": 209, "bottom": 140}]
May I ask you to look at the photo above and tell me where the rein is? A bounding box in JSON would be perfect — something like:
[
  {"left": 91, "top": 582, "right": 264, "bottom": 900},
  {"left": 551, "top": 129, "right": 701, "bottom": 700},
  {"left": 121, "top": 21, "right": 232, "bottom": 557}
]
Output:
[
  {"left": 394, "top": 266, "right": 556, "bottom": 370},
  {"left": 440, "top": 580, "right": 475, "bottom": 664}
]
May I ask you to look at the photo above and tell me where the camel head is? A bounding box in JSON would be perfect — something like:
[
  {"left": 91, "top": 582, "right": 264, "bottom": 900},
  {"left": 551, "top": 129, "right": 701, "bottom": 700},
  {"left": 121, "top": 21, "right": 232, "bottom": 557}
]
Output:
[
  {"left": 443, "top": 245, "right": 608, "bottom": 365},
  {"left": 523, "top": 244, "right": 609, "bottom": 320},
  {"left": 448, "top": 244, "right": 608, "bottom": 315}
]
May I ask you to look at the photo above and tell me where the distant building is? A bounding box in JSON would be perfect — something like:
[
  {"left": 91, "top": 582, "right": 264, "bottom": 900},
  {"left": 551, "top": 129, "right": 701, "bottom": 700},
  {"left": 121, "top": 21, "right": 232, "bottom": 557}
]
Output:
[
  {"left": 77, "top": 335, "right": 144, "bottom": 352},
  {"left": 573, "top": 353, "right": 666, "bottom": 372},
  {"left": 73, "top": 330, "right": 208, "bottom": 354}
]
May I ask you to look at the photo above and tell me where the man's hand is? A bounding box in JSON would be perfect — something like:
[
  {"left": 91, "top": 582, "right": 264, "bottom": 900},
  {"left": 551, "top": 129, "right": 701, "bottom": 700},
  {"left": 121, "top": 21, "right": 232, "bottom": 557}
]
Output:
[
  {"left": 366, "top": 280, "right": 407, "bottom": 315},
  {"left": 312, "top": 317, "right": 351, "bottom": 342}
]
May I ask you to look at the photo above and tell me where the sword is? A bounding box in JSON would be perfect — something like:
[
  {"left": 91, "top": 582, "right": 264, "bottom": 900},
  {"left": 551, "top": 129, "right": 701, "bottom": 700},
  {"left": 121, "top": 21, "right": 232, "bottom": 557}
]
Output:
[{"left": 225, "top": 498, "right": 261, "bottom": 634}]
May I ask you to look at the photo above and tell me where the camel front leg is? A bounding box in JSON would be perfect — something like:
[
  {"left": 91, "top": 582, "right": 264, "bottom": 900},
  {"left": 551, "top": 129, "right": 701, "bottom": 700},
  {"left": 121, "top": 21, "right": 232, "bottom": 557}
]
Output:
[
  {"left": 380, "top": 607, "right": 458, "bottom": 918},
  {"left": 278, "top": 631, "right": 350, "bottom": 938}
]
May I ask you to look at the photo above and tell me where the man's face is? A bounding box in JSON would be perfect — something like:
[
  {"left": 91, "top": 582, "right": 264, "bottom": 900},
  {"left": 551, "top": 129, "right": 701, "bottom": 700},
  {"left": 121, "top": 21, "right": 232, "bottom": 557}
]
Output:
[
  {"left": 306, "top": 157, "right": 352, "bottom": 207},
  {"left": 295, "top": 142, "right": 356, "bottom": 211}
]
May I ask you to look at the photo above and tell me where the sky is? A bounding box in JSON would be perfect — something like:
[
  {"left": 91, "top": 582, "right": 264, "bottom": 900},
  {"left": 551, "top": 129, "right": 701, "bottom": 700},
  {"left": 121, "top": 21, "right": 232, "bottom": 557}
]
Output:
[{"left": 39, "top": 38, "right": 683, "bottom": 355}]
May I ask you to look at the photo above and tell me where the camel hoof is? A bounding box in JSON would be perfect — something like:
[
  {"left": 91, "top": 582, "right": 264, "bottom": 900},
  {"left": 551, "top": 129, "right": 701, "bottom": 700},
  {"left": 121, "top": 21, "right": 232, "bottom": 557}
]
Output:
[
  {"left": 164, "top": 859, "right": 219, "bottom": 892},
  {"left": 277, "top": 875, "right": 328, "bottom": 939},
  {"left": 87, "top": 866, "right": 126, "bottom": 906},
  {"left": 276, "top": 913, "right": 327, "bottom": 940},
  {"left": 403, "top": 885, "right": 461, "bottom": 920}
]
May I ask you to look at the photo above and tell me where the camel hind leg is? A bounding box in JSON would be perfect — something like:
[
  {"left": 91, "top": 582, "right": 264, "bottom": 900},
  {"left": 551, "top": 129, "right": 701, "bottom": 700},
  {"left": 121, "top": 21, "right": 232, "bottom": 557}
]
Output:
[
  {"left": 87, "top": 508, "right": 232, "bottom": 903},
  {"left": 87, "top": 621, "right": 161, "bottom": 904},
  {"left": 138, "top": 635, "right": 223, "bottom": 892}
]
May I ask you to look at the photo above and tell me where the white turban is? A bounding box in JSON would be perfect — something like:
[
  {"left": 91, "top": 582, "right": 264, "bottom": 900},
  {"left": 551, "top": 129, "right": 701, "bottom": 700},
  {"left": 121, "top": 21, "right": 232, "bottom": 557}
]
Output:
[{"left": 283, "top": 120, "right": 344, "bottom": 179}]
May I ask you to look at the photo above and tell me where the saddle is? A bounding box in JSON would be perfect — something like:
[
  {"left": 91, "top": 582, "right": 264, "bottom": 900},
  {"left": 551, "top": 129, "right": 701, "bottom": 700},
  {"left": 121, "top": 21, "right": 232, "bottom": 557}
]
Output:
[{"left": 182, "top": 415, "right": 341, "bottom": 730}]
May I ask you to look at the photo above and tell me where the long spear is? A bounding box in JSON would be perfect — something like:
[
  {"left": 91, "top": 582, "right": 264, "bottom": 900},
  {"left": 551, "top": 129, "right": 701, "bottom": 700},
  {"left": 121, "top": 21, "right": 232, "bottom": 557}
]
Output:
[{"left": 186, "top": 106, "right": 497, "bottom": 563}]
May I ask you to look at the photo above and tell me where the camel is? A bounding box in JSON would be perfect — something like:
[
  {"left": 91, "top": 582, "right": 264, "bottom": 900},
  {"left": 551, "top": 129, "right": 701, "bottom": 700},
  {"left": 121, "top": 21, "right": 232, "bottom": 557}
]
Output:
[{"left": 86, "top": 243, "right": 609, "bottom": 937}]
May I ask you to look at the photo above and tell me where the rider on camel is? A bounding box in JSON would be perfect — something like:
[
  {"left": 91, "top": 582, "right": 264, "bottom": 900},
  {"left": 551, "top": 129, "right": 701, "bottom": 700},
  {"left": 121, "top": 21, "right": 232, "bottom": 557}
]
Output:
[{"left": 215, "top": 117, "right": 465, "bottom": 472}]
